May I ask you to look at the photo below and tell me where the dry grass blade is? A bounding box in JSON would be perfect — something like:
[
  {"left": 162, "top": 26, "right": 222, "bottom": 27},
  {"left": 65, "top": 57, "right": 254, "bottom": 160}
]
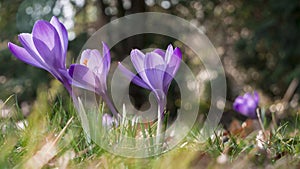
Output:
[{"left": 24, "top": 116, "right": 73, "bottom": 169}]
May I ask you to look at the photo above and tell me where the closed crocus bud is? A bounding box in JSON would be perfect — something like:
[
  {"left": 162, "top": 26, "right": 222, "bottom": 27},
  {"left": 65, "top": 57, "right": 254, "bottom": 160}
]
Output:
[{"left": 233, "top": 91, "right": 259, "bottom": 118}]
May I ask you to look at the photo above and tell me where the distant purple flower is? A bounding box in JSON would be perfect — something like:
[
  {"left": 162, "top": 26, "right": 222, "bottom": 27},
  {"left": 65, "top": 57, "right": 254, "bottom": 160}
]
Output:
[
  {"left": 8, "top": 16, "right": 71, "bottom": 92},
  {"left": 68, "top": 42, "right": 119, "bottom": 117},
  {"left": 233, "top": 91, "right": 259, "bottom": 118},
  {"left": 102, "top": 113, "right": 118, "bottom": 128},
  {"left": 118, "top": 44, "right": 182, "bottom": 107}
]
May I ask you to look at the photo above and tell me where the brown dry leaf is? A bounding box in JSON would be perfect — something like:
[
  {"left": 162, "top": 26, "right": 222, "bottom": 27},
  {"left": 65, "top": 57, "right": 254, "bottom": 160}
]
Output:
[
  {"left": 227, "top": 119, "right": 260, "bottom": 138},
  {"left": 24, "top": 137, "right": 58, "bottom": 169},
  {"left": 23, "top": 117, "right": 73, "bottom": 169},
  {"left": 228, "top": 119, "right": 243, "bottom": 135}
]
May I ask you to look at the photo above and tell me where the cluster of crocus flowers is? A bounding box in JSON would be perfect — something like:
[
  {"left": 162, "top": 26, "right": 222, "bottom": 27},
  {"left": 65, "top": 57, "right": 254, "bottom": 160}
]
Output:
[
  {"left": 7, "top": 16, "right": 182, "bottom": 133},
  {"left": 233, "top": 91, "right": 259, "bottom": 118}
]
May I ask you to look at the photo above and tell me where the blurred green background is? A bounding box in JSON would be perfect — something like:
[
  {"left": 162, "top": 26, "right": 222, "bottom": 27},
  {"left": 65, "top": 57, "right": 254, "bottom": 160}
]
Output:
[{"left": 0, "top": 0, "right": 299, "bottom": 119}]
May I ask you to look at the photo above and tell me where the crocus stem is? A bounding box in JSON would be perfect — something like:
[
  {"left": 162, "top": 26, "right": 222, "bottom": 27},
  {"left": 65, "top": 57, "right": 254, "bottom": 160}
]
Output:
[
  {"left": 156, "top": 102, "right": 164, "bottom": 152},
  {"left": 102, "top": 93, "right": 120, "bottom": 119},
  {"left": 67, "top": 85, "right": 91, "bottom": 144}
]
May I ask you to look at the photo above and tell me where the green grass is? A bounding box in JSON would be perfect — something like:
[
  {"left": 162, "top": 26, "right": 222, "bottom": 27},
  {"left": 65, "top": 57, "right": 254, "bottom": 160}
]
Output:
[{"left": 0, "top": 87, "right": 299, "bottom": 168}]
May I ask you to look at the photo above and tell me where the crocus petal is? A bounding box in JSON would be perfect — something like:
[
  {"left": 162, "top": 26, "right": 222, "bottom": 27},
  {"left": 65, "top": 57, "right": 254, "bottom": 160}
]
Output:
[
  {"left": 102, "top": 42, "right": 111, "bottom": 76},
  {"left": 58, "top": 68, "right": 72, "bottom": 84},
  {"left": 165, "top": 44, "right": 174, "bottom": 63},
  {"left": 144, "top": 52, "right": 166, "bottom": 70},
  {"left": 245, "top": 96, "right": 257, "bottom": 110},
  {"left": 233, "top": 96, "right": 244, "bottom": 105},
  {"left": 144, "top": 52, "right": 166, "bottom": 91},
  {"left": 153, "top": 49, "right": 165, "bottom": 57},
  {"left": 253, "top": 91, "right": 259, "bottom": 105},
  {"left": 130, "top": 49, "right": 145, "bottom": 72},
  {"left": 164, "top": 47, "right": 182, "bottom": 88},
  {"left": 162, "top": 72, "right": 173, "bottom": 93},
  {"left": 80, "top": 49, "right": 91, "bottom": 65},
  {"left": 130, "top": 49, "right": 151, "bottom": 84},
  {"left": 18, "top": 33, "right": 47, "bottom": 67},
  {"left": 69, "top": 64, "right": 99, "bottom": 94},
  {"left": 234, "top": 103, "right": 252, "bottom": 117},
  {"left": 233, "top": 97, "right": 247, "bottom": 113},
  {"left": 87, "top": 49, "right": 103, "bottom": 71},
  {"left": 145, "top": 68, "right": 166, "bottom": 92},
  {"left": 50, "top": 16, "right": 68, "bottom": 57},
  {"left": 233, "top": 92, "right": 258, "bottom": 118},
  {"left": 32, "top": 20, "right": 63, "bottom": 68},
  {"left": 8, "top": 42, "right": 43, "bottom": 69},
  {"left": 118, "top": 63, "right": 151, "bottom": 90},
  {"left": 173, "top": 47, "right": 182, "bottom": 57}
]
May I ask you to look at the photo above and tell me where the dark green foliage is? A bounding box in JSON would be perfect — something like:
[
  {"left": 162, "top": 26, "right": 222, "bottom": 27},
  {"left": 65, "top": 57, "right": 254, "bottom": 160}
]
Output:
[{"left": 234, "top": 0, "right": 300, "bottom": 96}]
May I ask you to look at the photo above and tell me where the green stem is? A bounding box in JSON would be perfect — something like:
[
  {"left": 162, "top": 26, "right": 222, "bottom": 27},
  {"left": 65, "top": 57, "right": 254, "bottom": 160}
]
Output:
[{"left": 156, "top": 102, "right": 165, "bottom": 152}]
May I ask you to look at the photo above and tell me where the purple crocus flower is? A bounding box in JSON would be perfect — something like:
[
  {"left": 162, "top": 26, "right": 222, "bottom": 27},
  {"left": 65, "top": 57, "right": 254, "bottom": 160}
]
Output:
[
  {"left": 233, "top": 91, "right": 259, "bottom": 118},
  {"left": 68, "top": 42, "right": 119, "bottom": 117},
  {"left": 118, "top": 44, "right": 182, "bottom": 141},
  {"left": 7, "top": 16, "right": 71, "bottom": 93},
  {"left": 118, "top": 44, "right": 182, "bottom": 107}
]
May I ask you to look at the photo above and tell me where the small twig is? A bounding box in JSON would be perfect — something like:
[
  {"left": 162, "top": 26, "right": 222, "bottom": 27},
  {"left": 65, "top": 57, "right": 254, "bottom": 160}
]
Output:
[
  {"left": 256, "top": 108, "right": 266, "bottom": 136},
  {"left": 282, "top": 78, "right": 299, "bottom": 102}
]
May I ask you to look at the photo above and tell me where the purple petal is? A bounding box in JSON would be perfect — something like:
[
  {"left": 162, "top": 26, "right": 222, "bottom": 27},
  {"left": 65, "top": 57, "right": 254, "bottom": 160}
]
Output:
[
  {"left": 82, "top": 49, "right": 103, "bottom": 71},
  {"left": 233, "top": 94, "right": 257, "bottom": 118},
  {"left": 69, "top": 64, "right": 99, "bottom": 94},
  {"left": 50, "top": 16, "right": 68, "bottom": 57},
  {"left": 243, "top": 92, "right": 252, "bottom": 100},
  {"left": 153, "top": 49, "right": 165, "bottom": 57},
  {"left": 58, "top": 68, "right": 72, "bottom": 84},
  {"left": 165, "top": 44, "right": 174, "bottom": 63},
  {"left": 8, "top": 42, "right": 43, "bottom": 69},
  {"left": 18, "top": 33, "right": 47, "bottom": 68},
  {"left": 118, "top": 63, "right": 151, "bottom": 90},
  {"left": 57, "top": 68, "right": 73, "bottom": 91},
  {"left": 162, "top": 72, "right": 173, "bottom": 93},
  {"left": 32, "top": 20, "right": 63, "bottom": 68},
  {"left": 145, "top": 69, "right": 167, "bottom": 99},
  {"left": 130, "top": 49, "right": 145, "bottom": 72},
  {"left": 245, "top": 97, "right": 257, "bottom": 110},
  {"left": 235, "top": 103, "right": 252, "bottom": 117},
  {"left": 80, "top": 49, "right": 92, "bottom": 65},
  {"left": 233, "top": 97, "right": 247, "bottom": 112},
  {"left": 164, "top": 47, "right": 182, "bottom": 89},
  {"left": 144, "top": 52, "right": 166, "bottom": 91},
  {"left": 253, "top": 91, "right": 259, "bottom": 105},
  {"left": 173, "top": 47, "right": 182, "bottom": 59},
  {"left": 130, "top": 49, "right": 150, "bottom": 85},
  {"left": 144, "top": 52, "right": 166, "bottom": 70},
  {"left": 102, "top": 42, "right": 111, "bottom": 76}
]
